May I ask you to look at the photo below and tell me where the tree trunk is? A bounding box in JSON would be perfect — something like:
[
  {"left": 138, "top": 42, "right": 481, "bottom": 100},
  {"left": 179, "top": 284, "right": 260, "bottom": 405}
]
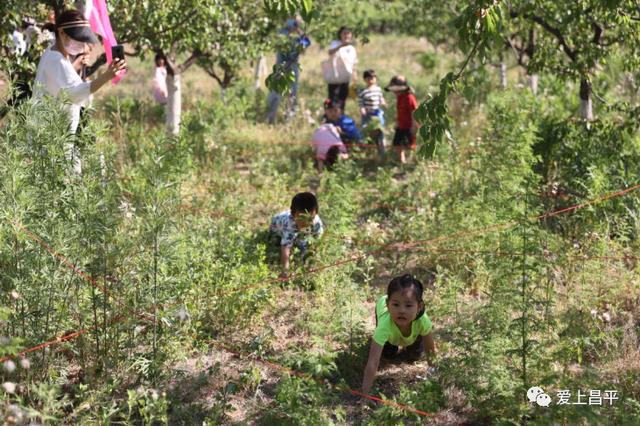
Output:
[
  {"left": 579, "top": 78, "right": 593, "bottom": 120},
  {"left": 254, "top": 55, "right": 267, "bottom": 90},
  {"left": 529, "top": 74, "right": 538, "bottom": 95},
  {"left": 166, "top": 73, "right": 182, "bottom": 135},
  {"left": 499, "top": 56, "right": 507, "bottom": 89}
]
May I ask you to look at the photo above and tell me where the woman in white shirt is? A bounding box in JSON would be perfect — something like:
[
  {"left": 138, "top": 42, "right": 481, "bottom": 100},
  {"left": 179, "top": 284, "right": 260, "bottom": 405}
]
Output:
[
  {"left": 34, "top": 9, "right": 125, "bottom": 174},
  {"left": 326, "top": 26, "right": 357, "bottom": 110},
  {"left": 35, "top": 9, "right": 126, "bottom": 134}
]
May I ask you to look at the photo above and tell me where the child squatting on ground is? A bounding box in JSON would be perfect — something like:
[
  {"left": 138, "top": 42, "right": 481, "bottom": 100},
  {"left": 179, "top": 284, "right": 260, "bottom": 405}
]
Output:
[
  {"left": 362, "top": 274, "right": 436, "bottom": 394},
  {"left": 322, "top": 98, "right": 362, "bottom": 145},
  {"left": 269, "top": 192, "right": 324, "bottom": 276},
  {"left": 311, "top": 122, "right": 348, "bottom": 172},
  {"left": 385, "top": 75, "right": 419, "bottom": 164}
]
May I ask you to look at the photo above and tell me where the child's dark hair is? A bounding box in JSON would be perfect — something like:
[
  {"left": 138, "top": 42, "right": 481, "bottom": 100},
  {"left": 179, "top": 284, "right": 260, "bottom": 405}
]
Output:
[
  {"left": 291, "top": 192, "right": 318, "bottom": 215},
  {"left": 154, "top": 52, "right": 166, "bottom": 64},
  {"left": 387, "top": 274, "right": 425, "bottom": 318},
  {"left": 337, "top": 26, "right": 352, "bottom": 40},
  {"left": 323, "top": 98, "right": 341, "bottom": 110}
]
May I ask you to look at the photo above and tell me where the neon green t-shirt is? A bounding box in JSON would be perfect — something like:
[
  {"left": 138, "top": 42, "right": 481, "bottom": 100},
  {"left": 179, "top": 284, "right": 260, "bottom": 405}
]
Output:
[{"left": 373, "top": 295, "right": 432, "bottom": 347}]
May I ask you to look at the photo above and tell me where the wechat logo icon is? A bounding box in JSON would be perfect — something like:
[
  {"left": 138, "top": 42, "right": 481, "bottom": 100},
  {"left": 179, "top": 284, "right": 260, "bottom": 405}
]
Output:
[{"left": 527, "top": 386, "right": 551, "bottom": 407}]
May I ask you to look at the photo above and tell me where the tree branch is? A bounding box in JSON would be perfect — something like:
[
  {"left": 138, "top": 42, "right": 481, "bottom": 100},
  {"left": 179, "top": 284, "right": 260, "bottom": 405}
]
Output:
[
  {"left": 177, "top": 51, "right": 207, "bottom": 74},
  {"left": 618, "top": 10, "right": 640, "bottom": 21},
  {"left": 591, "top": 21, "right": 603, "bottom": 45},
  {"left": 506, "top": 35, "right": 527, "bottom": 67},
  {"left": 526, "top": 28, "right": 536, "bottom": 59},
  {"left": 141, "top": 9, "right": 200, "bottom": 42},
  {"left": 456, "top": 36, "right": 482, "bottom": 79},
  {"left": 163, "top": 44, "right": 189, "bottom": 76},
  {"left": 204, "top": 67, "right": 223, "bottom": 86},
  {"left": 162, "top": 49, "right": 176, "bottom": 76},
  {"left": 528, "top": 14, "right": 577, "bottom": 62}
]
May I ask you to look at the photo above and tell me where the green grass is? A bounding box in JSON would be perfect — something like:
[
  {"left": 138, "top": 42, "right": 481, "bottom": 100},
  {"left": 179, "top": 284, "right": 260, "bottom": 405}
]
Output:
[{"left": 1, "top": 34, "right": 639, "bottom": 425}]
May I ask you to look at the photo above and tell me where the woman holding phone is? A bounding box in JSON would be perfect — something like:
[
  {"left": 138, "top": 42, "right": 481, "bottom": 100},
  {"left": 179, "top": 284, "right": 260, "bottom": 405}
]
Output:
[
  {"left": 34, "top": 9, "right": 126, "bottom": 173},
  {"left": 35, "top": 8, "right": 126, "bottom": 133}
]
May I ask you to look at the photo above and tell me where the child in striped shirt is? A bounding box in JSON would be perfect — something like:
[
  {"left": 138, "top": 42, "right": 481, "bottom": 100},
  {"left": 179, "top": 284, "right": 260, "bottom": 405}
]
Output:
[{"left": 358, "top": 69, "right": 386, "bottom": 154}]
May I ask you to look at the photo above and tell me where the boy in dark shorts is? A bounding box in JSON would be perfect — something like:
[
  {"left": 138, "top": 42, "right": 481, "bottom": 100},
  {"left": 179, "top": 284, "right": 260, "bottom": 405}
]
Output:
[{"left": 385, "top": 75, "right": 418, "bottom": 164}]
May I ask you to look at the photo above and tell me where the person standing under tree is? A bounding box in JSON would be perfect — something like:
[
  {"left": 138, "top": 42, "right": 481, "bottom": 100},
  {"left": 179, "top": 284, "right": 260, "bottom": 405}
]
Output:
[
  {"left": 11, "top": 24, "right": 27, "bottom": 56},
  {"left": 265, "top": 17, "right": 311, "bottom": 124},
  {"left": 34, "top": 9, "right": 126, "bottom": 173},
  {"left": 324, "top": 26, "right": 357, "bottom": 110},
  {"left": 152, "top": 53, "right": 168, "bottom": 105}
]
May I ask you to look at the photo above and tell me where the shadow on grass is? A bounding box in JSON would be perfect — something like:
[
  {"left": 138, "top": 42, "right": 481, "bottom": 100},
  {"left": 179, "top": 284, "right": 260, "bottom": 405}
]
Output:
[
  {"left": 334, "top": 335, "right": 371, "bottom": 388},
  {"left": 243, "top": 228, "right": 323, "bottom": 291},
  {"left": 166, "top": 369, "right": 218, "bottom": 425}
]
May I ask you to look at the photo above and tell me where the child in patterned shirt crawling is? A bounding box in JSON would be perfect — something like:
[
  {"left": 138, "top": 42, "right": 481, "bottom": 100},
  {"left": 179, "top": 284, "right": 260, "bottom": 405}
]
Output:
[{"left": 269, "top": 192, "right": 324, "bottom": 276}]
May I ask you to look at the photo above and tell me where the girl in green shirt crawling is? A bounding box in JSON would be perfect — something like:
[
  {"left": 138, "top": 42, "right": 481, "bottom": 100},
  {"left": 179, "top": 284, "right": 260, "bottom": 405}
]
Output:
[{"left": 362, "top": 274, "right": 436, "bottom": 394}]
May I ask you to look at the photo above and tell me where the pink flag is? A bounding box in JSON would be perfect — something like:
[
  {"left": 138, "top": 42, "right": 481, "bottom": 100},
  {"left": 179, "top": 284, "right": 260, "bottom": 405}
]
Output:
[{"left": 84, "top": 0, "right": 124, "bottom": 84}]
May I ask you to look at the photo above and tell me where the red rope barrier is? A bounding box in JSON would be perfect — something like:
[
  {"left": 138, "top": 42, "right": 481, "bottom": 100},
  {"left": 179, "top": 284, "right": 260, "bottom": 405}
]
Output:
[
  {"left": 5, "top": 183, "right": 639, "bottom": 377},
  {"left": 392, "top": 245, "right": 640, "bottom": 262},
  {"left": 0, "top": 328, "right": 93, "bottom": 363},
  {"left": 0, "top": 314, "right": 125, "bottom": 363},
  {"left": 12, "top": 221, "right": 113, "bottom": 299},
  {"left": 534, "top": 183, "right": 640, "bottom": 220},
  {"left": 204, "top": 177, "right": 640, "bottom": 306}
]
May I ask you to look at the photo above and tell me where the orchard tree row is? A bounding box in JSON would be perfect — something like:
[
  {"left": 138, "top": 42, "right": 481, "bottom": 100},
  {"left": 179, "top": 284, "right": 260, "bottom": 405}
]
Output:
[
  {"left": 0, "top": 0, "right": 313, "bottom": 132},
  {"left": 1, "top": 1, "right": 639, "bottom": 147}
]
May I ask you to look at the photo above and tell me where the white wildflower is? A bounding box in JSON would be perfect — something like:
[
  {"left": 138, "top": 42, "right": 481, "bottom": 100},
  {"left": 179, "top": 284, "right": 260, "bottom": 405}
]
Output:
[
  {"left": 8, "top": 404, "right": 24, "bottom": 422},
  {"left": 176, "top": 306, "right": 189, "bottom": 322},
  {"left": 19, "top": 358, "right": 30, "bottom": 370},
  {"left": 2, "top": 381, "right": 16, "bottom": 393},
  {"left": 10, "top": 290, "right": 20, "bottom": 300},
  {"left": 3, "top": 360, "right": 16, "bottom": 373},
  {"left": 119, "top": 200, "right": 135, "bottom": 219}
]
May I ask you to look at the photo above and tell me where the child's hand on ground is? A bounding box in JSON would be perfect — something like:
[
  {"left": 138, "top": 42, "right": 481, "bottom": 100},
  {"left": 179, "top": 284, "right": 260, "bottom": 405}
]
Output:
[{"left": 358, "top": 397, "right": 377, "bottom": 412}]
